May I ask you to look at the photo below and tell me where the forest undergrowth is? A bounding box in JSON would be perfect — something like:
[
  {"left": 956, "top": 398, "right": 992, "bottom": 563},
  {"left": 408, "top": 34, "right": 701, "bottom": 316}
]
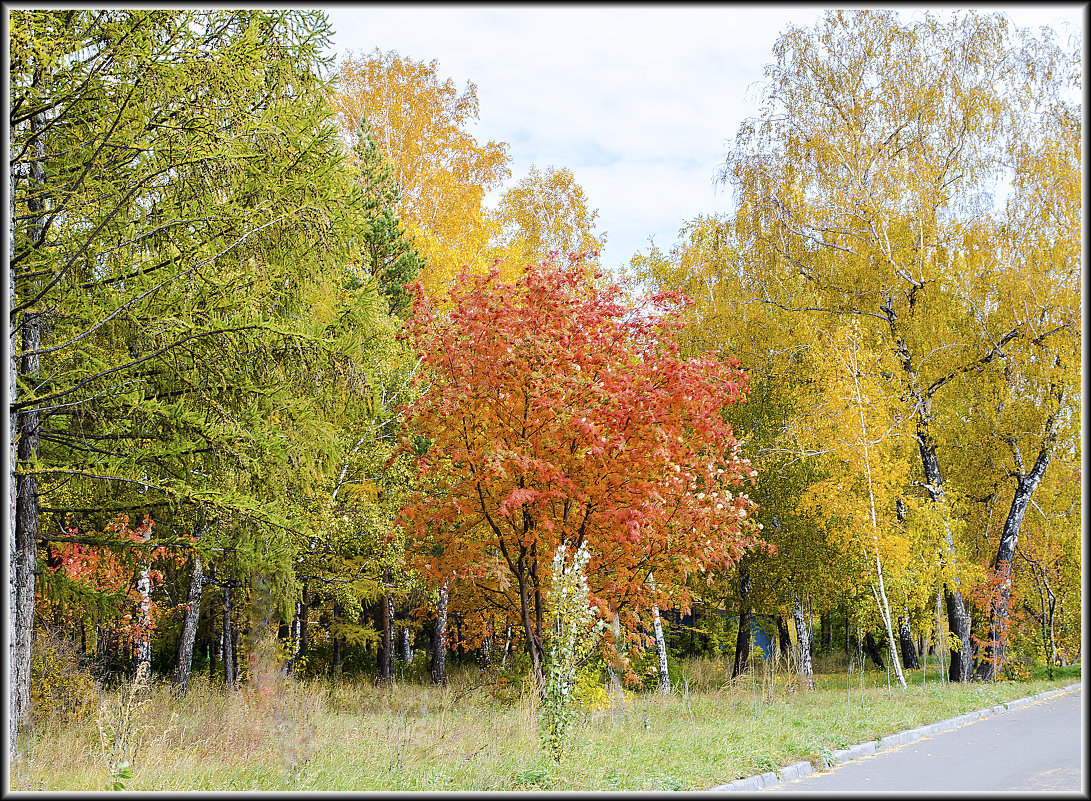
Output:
[{"left": 9, "top": 648, "right": 1080, "bottom": 792}]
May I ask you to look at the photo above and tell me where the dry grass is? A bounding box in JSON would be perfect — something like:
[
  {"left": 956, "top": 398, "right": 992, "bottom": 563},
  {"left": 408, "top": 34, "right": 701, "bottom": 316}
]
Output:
[{"left": 8, "top": 647, "right": 1080, "bottom": 792}]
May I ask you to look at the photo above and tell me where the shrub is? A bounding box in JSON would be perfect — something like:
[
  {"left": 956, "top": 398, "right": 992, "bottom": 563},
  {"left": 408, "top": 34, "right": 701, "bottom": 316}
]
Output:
[{"left": 30, "top": 626, "right": 100, "bottom": 724}]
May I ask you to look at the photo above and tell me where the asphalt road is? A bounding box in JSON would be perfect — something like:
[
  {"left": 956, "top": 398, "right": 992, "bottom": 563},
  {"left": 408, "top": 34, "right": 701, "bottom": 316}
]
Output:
[{"left": 768, "top": 687, "right": 1084, "bottom": 793}]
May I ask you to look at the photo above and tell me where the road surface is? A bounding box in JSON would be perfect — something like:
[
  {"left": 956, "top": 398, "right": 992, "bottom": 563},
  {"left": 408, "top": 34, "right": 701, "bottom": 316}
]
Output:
[{"left": 768, "top": 687, "right": 1083, "bottom": 793}]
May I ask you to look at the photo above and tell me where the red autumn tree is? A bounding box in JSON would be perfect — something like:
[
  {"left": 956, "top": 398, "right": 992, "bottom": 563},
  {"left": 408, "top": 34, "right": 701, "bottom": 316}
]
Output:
[
  {"left": 38, "top": 513, "right": 186, "bottom": 665},
  {"left": 398, "top": 253, "right": 766, "bottom": 686}
]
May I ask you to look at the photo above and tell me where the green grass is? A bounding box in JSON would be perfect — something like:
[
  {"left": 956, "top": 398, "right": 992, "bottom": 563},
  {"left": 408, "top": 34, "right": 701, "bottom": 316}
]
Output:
[{"left": 9, "top": 653, "right": 1081, "bottom": 792}]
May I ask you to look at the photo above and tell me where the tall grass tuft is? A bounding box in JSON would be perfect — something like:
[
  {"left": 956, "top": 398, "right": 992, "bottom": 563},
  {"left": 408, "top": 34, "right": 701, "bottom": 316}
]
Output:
[{"left": 98, "top": 660, "right": 150, "bottom": 790}]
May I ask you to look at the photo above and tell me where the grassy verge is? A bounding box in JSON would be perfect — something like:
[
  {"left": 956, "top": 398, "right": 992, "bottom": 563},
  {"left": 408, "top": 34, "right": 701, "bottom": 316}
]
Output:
[{"left": 9, "top": 654, "right": 1080, "bottom": 792}]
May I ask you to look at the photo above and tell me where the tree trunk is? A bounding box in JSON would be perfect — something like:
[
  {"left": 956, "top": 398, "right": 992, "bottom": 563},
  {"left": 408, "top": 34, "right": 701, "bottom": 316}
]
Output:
[
  {"left": 820, "top": 613, "right": 832, "bottom": 653},
  {"left": 864, "top": 632, "right": 885, "bottom": 669},
  {"left": 898, "top": 615, "right": 920, "bottom": 670},
  {"left": 209, "top": 629, "right": 219, "bottom": 681},
  {"left": 401, "top": 626, "right": 413, "bottom": 664},
  {"left": 792, "top": 594, "right": 816, "bottom": 690},
  {"left": 517, "top": 570, "right": 544, "bottom": 691},
  {"left": 501, "top": 624, "right": 512, "bottom": 667},
  {"left": 377, "top": 589, "right": 393, "bottom": 685},
  {"left": 223, "top": 583, "right": 236, "bottom": 691},
  {"left": 172, "top": 540, "right": 205, "bottom": 696},
  {"left": 945, "top": 588, "right": 972, "bottom": 682},
  {"left": 12, "top": 309, "right": 42, "bottom": 751},
  {"left": 331, "top": 598, "right": 344, "bottom": 679},
  {"left": 732, "top": 561, "right": 751, "bottom": 679},
  {"left": 134, "top": 530, "right": 154, "bottom": 674},
  {"left": 481, "top": 629, "right": 492, "bottom": 667},
  {"left": 776, "top": 615, "right": 791, "bottom": 658},
  {"left": 915, "top": 426, "right": 973, "bottom": 681},
  {"left": 869, "top": 553, "right": 908, "bottom": 687},
  {"left": 11, "top": 112, "right": 48, "bottom": 756},
  {"left": 430, "top": 583, "right": 448, "bottom": 685},
  {"left": 973, "top": 438, "right": 1053, "bottom": 681},
  {"left": 8, "top": 123, "right": 19, "bottom": 758},
  {"left": 298, "top": 580, "right": 309, "bottom": 666},
  {"left": 689, "top": 606, "right": 699, "bottom": 658},
  {"left": 649, "top": 572, "right": 671, "bottom": 694},
  {"left": 607, "top": 611, "right": 624, "bottom": 692}
]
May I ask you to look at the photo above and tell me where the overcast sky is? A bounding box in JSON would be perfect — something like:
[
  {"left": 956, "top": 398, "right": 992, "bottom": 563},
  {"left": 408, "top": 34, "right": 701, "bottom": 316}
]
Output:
[{"left": 319, "top": 5, "right": 1083, "bottom": 274}]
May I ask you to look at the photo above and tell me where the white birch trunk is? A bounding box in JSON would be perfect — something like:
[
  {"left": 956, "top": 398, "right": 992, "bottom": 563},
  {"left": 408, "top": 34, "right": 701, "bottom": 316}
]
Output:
[
  {"left": 851, "top": 346, "right": 907, "bottom": 689},
  {"left": 648, "top": 573, "right": 671, "bottom": 694},
  {"left": 501, "top": 624, "right": 512, "bottom": 668},
  {"left": 792, "top": 594, "right": 816, "bottom": 689},
  {"left": 134, "top": 522, "right": 153, "bottom": 673},
  {"left": 606, "top": 611, "right": 623, "bottom": 692}
]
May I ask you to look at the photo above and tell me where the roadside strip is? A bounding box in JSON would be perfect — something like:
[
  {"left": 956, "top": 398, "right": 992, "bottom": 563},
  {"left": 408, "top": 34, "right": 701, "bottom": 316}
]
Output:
[{"left": 708, "top": 682, "right": 1083, "bottom": 792}]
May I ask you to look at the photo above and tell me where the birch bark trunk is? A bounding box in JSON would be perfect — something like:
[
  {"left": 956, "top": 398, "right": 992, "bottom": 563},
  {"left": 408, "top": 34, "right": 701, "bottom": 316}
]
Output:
[
  {"left": 792, "top": 594, "right": 816, "bottom": 690},
  {"left": 606, "top": 611, "right": 624, "bottom": 692},
  {"left": 648, "top": 572, "right": 671, "bottom": 694},
  {"left": 134, "top": 524, "right": 153, "bottom": 674}
]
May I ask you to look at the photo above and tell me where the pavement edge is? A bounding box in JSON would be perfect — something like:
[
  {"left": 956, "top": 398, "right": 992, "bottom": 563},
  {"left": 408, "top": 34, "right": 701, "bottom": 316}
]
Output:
[{"left": 708, "top": 681, "right": 1082, "bottom": 792}]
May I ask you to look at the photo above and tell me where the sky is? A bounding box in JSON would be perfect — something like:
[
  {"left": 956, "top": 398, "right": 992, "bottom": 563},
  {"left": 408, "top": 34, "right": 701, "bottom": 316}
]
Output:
[{"left": 319, "top": 5, "right": 1084, "bottom": 274}]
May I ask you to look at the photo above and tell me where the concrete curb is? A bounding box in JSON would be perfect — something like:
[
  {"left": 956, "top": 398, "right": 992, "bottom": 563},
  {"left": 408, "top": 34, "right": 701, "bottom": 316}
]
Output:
[{"left": 708, "top": 682, "right": 1081, "bottom": 792}]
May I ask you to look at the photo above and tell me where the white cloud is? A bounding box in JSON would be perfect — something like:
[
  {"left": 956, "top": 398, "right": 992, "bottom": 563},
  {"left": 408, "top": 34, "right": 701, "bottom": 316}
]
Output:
[{"left": 320, "top": 5, "right": 1082, "bottom": 273}]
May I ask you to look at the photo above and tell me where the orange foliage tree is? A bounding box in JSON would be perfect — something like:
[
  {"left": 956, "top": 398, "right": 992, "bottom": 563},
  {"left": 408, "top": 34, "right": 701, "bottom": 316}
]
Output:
[
  {"left": 38, "top": 514, "right": 187, "bottom": 665},
  {"left": 397, "top": 254, "right": 767, "bottom": 686}
]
